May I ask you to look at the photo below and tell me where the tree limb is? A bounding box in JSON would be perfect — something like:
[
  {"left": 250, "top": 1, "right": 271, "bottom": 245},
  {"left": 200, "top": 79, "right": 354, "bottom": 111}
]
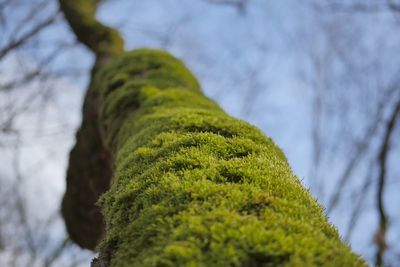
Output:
[
  {"left": 205, "top": 0, "right": 248, "bottom": 14},
  {"left": 374, "top": 97, "right": 400, "bottom": 267},
  {"left": 0, "top": 11, "right": 59, "bottom": 60},
  {"left": 58, "top": 0, "right": 125, "bottom": 250},
  {"left": 326, "top": 85, "right": 398, "bottom": 214},
  {"left": 58, "top": 0, "right": 124, "bottom": 61}
]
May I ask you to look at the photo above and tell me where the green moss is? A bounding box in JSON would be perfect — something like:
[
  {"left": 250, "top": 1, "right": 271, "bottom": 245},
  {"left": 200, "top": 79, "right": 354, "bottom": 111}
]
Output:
[
  {"left": 87, "top": 49, "right": 367, "bottom": 266},
  {"left": 59, "top": 0, "right": 124, "bottom": 57}
]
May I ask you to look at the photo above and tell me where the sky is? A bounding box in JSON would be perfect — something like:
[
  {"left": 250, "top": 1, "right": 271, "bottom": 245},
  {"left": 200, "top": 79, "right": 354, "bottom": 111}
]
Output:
[{"left": 1, "top": 0, "right": 400, "bottom": 265}]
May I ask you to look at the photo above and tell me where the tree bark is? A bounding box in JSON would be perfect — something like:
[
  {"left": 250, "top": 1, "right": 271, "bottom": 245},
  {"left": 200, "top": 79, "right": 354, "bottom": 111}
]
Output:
[{"left": 59, "top": 1, "right": 367, "bottom": 266}]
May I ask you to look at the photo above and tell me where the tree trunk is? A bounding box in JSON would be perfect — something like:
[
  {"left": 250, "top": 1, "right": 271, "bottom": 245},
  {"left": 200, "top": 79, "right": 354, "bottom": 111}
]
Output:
[{"left": 59, "top": 1, "right": 367, "bottom": 266}]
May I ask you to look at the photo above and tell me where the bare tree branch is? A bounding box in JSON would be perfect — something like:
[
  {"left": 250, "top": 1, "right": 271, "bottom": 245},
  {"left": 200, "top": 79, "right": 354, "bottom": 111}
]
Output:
[
  {"left": 43, "top": 238, "right": 70, "bottom": 267},
  {"left": 344, "top": 161, "right": 375, "bottom": 241},
  {"left": 0, "top": 40, "right": 78, "bottom": 92},
  {"left": 0, "top": 10, "right": 59, "bottom": 60},
  {"left": 313, "top": 0, "right": 400, "bottom": 14},
  {"left": 11, "top": 139, "right": 38, "bottom": 265},
  {"left": 387, "top": 0, "right": 400, "bottom": 12},
  {"left": 205, "top": 0, "right": 248, "bottom": 14},
  {"left": 326, "top": 84, "right": 399, "bottom": 214},
  {"left": 374, "top": 96, "right": 400, "bottom": 267}
]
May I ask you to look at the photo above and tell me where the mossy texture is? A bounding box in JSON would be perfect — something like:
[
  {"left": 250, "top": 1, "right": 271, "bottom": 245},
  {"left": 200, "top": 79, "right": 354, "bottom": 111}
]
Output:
[
  {"left": 59, "top": 0, "right": 124, "bottom": 58},
  {"left": 58, "top": 1, "right": 366, "bottom": 265},
  {"left": 84, "top": 49, "right": 367, "bottom": 266}
]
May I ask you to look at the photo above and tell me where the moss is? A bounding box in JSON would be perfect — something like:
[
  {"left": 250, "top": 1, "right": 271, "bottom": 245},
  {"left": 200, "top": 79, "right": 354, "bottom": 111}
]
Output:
[
  {"left": 59, "top": 0, "right": 124, "bottom": 57},
  {"left": 84, "top": 49, "right": 367, "bottom": 266}
]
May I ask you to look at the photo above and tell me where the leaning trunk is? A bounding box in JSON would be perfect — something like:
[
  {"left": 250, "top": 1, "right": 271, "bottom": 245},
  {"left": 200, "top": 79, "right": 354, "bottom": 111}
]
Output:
[{"left": 59, "top": 1, "right": 367, "bottom": 266}]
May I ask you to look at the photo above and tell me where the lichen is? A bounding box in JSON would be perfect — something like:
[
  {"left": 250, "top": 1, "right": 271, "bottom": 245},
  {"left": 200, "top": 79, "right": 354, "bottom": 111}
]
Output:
[{"left": 86, "top": 49, "right": 367, "bottom": 266}]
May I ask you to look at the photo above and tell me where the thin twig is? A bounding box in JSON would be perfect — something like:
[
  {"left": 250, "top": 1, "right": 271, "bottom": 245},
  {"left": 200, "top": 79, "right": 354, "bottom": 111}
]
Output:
[
  {"left": 374, "top": 97, "right": 400, "bottom": 267},
  {"left": 0, "top": 10, "right": 59, "bottom": 60},
  {"left": 344, "top": 161, "right": 375, "bottom": 241},
  {"left": 326, "top": 86, "right": 398, "bottom": 214}
]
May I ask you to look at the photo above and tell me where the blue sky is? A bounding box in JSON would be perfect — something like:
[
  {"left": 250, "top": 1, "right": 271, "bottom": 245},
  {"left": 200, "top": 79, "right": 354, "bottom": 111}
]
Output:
[{"left": 1, "top": 0, "right": 400, "bottom": 265}]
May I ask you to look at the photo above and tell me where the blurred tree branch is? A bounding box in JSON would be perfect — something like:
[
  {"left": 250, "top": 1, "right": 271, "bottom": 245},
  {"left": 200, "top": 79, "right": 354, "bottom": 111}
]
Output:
[
  {"left": 312, "top": 0, "right": 400, "bottom": 16},
  {"left": 374, "top": 96, "right": 400, "bottom": 267},
  {"left": 0, "top": 1, "right": 91, "bottom": 266},
  {"left": 0, "top": 6, "right": 59, "bottom": 60},
  {"left": 344, "top": 162, "right": 375, "bottom": 241},
  {"left": 326, "top": 85, "right": 399, "bottom": 214},
  {"left": 205, "top": 0, "right": 248, "bottom": 14}
]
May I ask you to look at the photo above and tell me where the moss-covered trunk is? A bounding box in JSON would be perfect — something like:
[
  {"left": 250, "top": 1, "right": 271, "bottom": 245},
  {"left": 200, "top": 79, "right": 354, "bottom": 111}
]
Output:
[{"left": 60, "top": 1, "right": 367, "bottom": 266}]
